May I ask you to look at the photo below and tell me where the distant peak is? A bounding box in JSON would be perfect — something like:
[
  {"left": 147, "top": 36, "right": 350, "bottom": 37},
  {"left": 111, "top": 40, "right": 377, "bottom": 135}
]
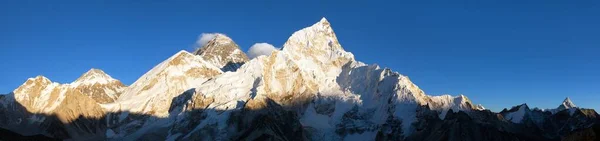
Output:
[
  {"left": 562, "top": 97, "right": 576, "bottom": 108},
  {"left": 196, "top": 33, "right": 234, "bottom": 49},
  {"left": 192, "top": 33, "right": 249, "bottom": 70},
  {"left": 82, "top": 68, "right": 109, "bottom": 76},
  {"left": 519, "top": 103, "right": 530, "bottom": 109},
  {"left": 213, "top": 33, "right": 230, "bottom": 40},
  {"left": 193, "top": 33, "right": 238, "bottom": 54},
  {"left": 476, "top": 104, "right": 486, "bottom": 110},
  {"left": 72, "top": 68, "right": 118, "bottom": 86}
]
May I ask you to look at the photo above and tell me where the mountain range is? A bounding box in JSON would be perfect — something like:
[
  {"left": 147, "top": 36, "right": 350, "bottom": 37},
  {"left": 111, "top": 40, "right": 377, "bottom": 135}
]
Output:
[{"left": 0, "top": 18, "right": 598, "bottom": 141}]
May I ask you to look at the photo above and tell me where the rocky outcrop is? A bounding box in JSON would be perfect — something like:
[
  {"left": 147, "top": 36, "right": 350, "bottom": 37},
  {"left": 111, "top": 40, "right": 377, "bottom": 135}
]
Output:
[{"left": 1, "top": 17, "right": 598, "bottom": 141}]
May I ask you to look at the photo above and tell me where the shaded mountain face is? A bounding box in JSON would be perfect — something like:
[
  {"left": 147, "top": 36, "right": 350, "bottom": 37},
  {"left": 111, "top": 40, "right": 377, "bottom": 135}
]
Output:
[
  {"left": 563, "top": 124, "right": 600, "bottom": 141},
  {"left": 0, "top": 127, "right": 58, "bottom": 141},
  {"left": 409, "top": 100, "right": 600, "bottom": 141},
  {"left": 0, "top": 18, "right": 598, "bottom": 141},
  {"left": 409, "top": 106, "right": 553, "bottom": 141}
]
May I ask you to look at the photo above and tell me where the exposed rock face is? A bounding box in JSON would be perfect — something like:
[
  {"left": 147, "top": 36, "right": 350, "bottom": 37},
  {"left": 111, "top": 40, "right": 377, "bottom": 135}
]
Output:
[
  {"left": 193, "top": 33, "right": 249, "bottom": 72},
  {"left": 48, "top": 89, "right": 107, "bottom": 139},
  {"left": 0, "top": 17, "right": 598, "bottom": 141},
  {"left": 157, "top": 17, "right": 483, "bottom": 140}
]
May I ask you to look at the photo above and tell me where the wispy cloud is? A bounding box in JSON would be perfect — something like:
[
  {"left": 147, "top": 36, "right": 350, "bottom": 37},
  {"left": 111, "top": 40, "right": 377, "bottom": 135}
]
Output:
[
  {"left": 192, "top": 33, "right": 219, "bottom": 51},
  {"left": 196, "top": 33, "right": 219, "bottom": 48},
  {"left": 247, "top": 43, "right": 278, "bottom": 59}
]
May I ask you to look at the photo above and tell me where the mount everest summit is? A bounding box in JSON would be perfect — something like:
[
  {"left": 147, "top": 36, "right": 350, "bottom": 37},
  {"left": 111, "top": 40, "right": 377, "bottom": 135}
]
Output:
[{"left": 0, "top": 18, "right": 599, "bottom": 141}]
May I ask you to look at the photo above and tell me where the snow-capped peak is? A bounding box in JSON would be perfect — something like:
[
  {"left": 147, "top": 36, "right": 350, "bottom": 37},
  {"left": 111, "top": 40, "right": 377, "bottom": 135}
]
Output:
[
  {"left": 560, "top": 97, "right": 577, "bottom": 109},
  {"left": 319, "top": 17, "right": 329, "bottom": 23},
  {"left": 457, "top": 94, "right": 472, "bottom": 104},
  {"left": 552, "top": 97, "right": 578, "bottom": 115},
  {"left": 476, "top": 104, "right": 486, "bottom": 110},
  {"left": 193, "top": 33, "right": 249, "bottom": 71},
  {"left": 428, "top": 94, "right": 477, "bottom": 119},
  {"left": 194, "top": 33, "right": 233, "bottom": 49},
  {"left": 71, "top": 68, "right": 118, "bottom": 87},
  {"left": 283, "top": 17, "right": 343, "bottom": 54},
  {"left": 281, "top": 17, "right": 354, "bottom": 71},
  {"left": 14, "top": 75, "right": 53, "bottom": 96},
  {"left": 209, "top": 34, "right": 234, "bottom": 45}
]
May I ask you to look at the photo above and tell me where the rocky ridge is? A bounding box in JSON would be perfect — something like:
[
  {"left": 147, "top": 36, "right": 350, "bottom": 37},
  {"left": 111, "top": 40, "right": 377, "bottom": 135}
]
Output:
[{"left": 0, "top": 17, "right": 597, "bottom": 141}]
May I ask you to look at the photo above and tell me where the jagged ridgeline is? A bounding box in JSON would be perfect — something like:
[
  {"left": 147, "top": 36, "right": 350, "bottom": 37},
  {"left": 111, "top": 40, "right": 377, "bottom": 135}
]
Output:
[{"left": 0, "top": 18, "right": 598, "bottom": 141}]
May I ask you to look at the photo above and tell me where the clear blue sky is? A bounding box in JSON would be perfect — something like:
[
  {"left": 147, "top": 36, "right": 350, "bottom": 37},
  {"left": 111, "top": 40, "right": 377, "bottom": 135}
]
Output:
[{"left": 1, "top": 1, "right": 598, "bottom": 111}]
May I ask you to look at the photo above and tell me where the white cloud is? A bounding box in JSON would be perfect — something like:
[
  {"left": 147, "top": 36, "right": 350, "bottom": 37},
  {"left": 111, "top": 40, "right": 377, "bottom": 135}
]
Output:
[
  {"left": 195, "top": 33, "right": 219, "bottom": 49},
  {"left": 247, "top": 43, "right": 278, "bottom": 59}
]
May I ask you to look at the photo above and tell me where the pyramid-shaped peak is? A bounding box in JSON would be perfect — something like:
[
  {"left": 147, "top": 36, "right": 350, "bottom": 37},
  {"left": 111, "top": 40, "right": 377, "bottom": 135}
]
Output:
[
  {"left": 561, "top": 97, "right": 577, "bottom": 108},
  {"left": 196, "top": 33, "right": 235, "bottom": 49},
  {"left": 212, "top": 33, "right": 232, "bottom": 41},
  {"left": 212, "top": 34, "right": 233, "bottom": 46},
  {"left": 72, "top": 68, "right": 118, "bottom": 86},
  {"left": 282, "top": 17, "right": 346, "bottom": 59},
  {"left": 86, "top": 68, "right": 106, "bottom": 74},
  {"left": 193, "top": 33, "right": 249, "bottom": 70},
  {"left": 309, "top": 17, "right": 333, "bottom": 31},
  {"left": 318, "top": 17, "right": 330, "bottom": 24},
  {"left": 81, "top": 68, "right": 110, "bottom": 77}
]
